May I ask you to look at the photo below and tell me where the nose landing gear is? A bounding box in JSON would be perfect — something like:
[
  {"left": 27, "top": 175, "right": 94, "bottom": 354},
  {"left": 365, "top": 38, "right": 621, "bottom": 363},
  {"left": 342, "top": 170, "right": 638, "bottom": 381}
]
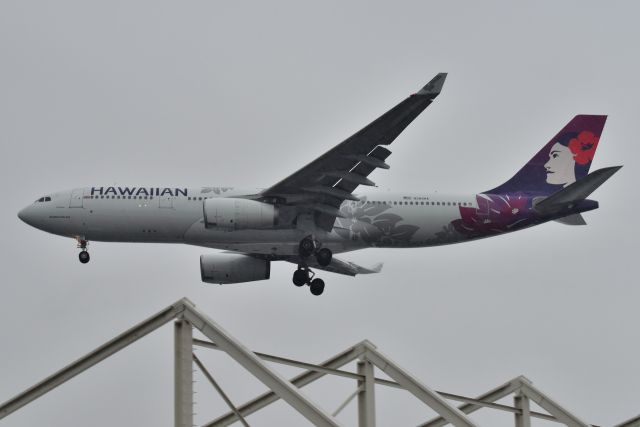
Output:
[
  {"left": 78, "top": 250, "right": 90, "bottom": 264},
  {"left": 77, "top": 238, "right": 90, "bottom": 264}
]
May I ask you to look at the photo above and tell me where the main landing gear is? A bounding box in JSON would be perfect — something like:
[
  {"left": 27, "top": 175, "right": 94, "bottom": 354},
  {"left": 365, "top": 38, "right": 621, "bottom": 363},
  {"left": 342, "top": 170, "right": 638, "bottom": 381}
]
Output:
[
  {"left": 292, "top": 267, "right": 325, "bottom": 296},
  {"left": 292, "top": 236, "right": 332, "bottom": 296},
  {"left": 77, "top": 238, "right": 90, "bottom": 264}
]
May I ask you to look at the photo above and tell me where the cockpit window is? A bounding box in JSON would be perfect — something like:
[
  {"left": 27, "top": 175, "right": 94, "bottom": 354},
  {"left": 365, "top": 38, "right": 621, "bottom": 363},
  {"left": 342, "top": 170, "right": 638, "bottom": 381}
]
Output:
[{"left": 35, "top": 196, "right": 52, "bottom": 203}]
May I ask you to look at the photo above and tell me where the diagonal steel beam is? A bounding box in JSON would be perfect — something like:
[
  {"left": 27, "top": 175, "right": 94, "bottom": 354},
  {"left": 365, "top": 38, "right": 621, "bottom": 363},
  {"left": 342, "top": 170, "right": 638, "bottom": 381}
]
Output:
[
  {"left": 181, "top": 300, "right": 343, "bottom": 427},
  {"left": 615, "top": 415, "right": 640, "bottom": 427},
  {"left": 198, "top": 340, "right": 566, "bottom": 423},
  {"left": 0, "top": 299, "right": 187, "bottom": 421},
  {"left": 204, "top": 341, "right": 368, "bottom": 426},
  {"left": 420, "top": 376, "right": 525, "bottom": 427},
  {"left": 360, "top": 343, "right": 479, "bottom": 427},
  {"left": 193, "top": 353, "right": 250, "bottom": 427},
  {"left": 519, "top": 380, "right": 591, "bottom": 427}
]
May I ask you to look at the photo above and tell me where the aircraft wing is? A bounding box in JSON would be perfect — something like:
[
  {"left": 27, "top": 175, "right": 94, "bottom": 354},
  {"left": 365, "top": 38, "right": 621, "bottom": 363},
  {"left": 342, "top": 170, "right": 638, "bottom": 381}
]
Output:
[
  {"left": 259, "top": 73, "right": 447, "bottom": 231},
  {"left": 283, "top": 256, "right": 383, "bottom": 277}
]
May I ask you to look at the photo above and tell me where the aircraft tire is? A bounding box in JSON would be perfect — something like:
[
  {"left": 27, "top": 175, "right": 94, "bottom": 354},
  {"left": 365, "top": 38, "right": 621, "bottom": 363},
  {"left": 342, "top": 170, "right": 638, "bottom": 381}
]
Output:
[
  {"left": 316, "top": 248, "right": 332, "bottom": 266},
  {"left": 292, "top": 269, "right": 308, "bottom": 287},
  {"left": 299, "top": 238, "right": 315, "bottom": 258},
  {"left": 310, "top": 278, "right": 325, "bottom": 296},
  {"left": 79, "top": 251, "right": 90, "bottom": 264}
]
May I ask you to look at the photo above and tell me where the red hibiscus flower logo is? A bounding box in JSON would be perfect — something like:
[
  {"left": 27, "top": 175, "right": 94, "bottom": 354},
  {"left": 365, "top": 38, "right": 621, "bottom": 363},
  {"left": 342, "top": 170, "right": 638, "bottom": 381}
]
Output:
[{"left": 568, "top": 131, "right": 599, "bottom": 165}]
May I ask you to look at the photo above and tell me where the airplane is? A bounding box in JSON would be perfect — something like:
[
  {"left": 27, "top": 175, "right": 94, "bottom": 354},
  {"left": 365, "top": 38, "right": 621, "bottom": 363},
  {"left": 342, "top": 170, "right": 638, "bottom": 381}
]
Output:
[{"left": 18, "top": 73, "right": 621, "bottom": 296}]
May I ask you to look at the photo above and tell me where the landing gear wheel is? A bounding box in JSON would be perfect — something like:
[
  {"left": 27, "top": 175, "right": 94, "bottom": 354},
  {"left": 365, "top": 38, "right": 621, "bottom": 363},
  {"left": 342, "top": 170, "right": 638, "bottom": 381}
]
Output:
[
  {"left": 315, "top": 248, "right": 332, "bottom": 267},
  {"left": 310, "top": 278, "right": 325, "bottom": 296},
  {"left": 298, "top": 237, "right": 316, "bottom": 258},
  {"left": 78, "top": 250, "right": 90, "bottom": 264},
  {"left": 292, "top": 269, "right": 308, "bottom": 287}
]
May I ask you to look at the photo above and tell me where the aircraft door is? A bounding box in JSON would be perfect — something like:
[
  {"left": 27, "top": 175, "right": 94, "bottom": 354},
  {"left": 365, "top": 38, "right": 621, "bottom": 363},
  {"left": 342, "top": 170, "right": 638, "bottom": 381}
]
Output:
[
  {"left": 159, "top": 194, "right": 173, "bottom": 208},
  {"left": 69, "top": 188, "right": 84, "bottom": 208}
]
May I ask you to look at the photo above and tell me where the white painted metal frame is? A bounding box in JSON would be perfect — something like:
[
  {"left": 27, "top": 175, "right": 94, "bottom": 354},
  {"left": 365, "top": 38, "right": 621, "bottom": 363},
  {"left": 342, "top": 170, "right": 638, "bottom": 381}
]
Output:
[
  {"left": 0, "top": 298, "right": 617, "bottom": 427},
  {"left": 616, "top": 415, "right": 640, "bottom": 427}
]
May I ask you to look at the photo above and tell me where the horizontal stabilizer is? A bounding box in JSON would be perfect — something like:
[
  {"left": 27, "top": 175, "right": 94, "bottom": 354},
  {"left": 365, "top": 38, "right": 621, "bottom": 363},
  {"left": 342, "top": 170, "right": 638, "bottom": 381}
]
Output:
[
  {"left": 554, "top": 213, "right": 587, "bottom": 226},
  {"left": 534, "top": 166, "right": 622, "bottom": 215}
]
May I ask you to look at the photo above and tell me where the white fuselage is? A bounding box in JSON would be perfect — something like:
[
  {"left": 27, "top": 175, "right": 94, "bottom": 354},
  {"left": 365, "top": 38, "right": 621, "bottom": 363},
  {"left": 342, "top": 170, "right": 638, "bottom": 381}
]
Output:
[{"left": 18, "top": 186, "right": 485, "bottom": 256}]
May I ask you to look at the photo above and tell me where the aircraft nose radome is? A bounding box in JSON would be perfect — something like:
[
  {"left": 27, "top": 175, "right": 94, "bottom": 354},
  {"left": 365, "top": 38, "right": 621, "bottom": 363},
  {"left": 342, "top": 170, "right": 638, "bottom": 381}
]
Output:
[{"left": 18, "top": 206, "right": 33, "bottom": 225}]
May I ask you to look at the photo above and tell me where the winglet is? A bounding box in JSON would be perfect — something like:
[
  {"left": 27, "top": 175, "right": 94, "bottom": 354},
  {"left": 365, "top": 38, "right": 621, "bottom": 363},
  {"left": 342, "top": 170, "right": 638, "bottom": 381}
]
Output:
[{"left": 416, "top": 73, "right": 447, "bottom": 96}]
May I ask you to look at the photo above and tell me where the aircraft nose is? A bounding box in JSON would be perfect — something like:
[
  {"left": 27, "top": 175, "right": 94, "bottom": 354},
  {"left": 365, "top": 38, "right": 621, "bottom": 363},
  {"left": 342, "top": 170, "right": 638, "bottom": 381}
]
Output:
[{"left": 18, "top": 205, "right": 35, "bottom": 226}]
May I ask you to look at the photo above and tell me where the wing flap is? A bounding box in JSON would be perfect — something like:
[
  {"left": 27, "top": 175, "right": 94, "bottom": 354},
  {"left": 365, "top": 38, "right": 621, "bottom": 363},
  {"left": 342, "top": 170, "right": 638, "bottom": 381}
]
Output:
[{"left": 282, "top": 256, "right": 383, "bottom": 277}]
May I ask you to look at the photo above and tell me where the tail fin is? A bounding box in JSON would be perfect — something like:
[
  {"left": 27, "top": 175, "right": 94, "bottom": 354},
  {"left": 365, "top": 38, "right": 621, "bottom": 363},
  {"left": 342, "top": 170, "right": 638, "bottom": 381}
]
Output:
[{"left": 488, "top": 115, "right": 607, "bottom": 195}]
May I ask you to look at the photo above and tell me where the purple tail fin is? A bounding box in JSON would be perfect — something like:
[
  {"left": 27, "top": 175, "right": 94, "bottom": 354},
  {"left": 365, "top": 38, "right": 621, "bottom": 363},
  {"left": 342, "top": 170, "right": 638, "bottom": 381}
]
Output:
[{"left": 487, "top": 115, "right": 607, "bottom": 195}]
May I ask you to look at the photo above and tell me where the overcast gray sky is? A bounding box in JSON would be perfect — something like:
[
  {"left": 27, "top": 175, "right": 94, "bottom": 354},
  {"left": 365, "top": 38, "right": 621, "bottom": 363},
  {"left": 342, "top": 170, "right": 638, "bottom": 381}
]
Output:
[{"left": 1, "top": 1, "right": 638, "bottom": 426}]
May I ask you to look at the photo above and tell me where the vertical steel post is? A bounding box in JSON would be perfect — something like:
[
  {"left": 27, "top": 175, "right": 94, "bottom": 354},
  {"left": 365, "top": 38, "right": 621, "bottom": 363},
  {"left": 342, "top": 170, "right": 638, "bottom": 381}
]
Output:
[
  {"left": 357, "top": 360, "right": 376, "bottom": 427},
  {"left": 514, "top": 391, "right": 531, "bottom": 427},
  {"left": 175, "top": 320, "right": 193, "bottom": 427}
]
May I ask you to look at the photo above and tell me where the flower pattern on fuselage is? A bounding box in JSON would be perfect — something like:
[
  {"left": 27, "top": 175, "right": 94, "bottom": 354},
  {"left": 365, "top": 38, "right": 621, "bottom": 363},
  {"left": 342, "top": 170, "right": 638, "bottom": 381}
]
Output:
[
  {"left": 452, "top": 193, "right": 533, "bottom": 237},
  {"left": 335, "top": 198, "right": 420, "bottom": 246}
]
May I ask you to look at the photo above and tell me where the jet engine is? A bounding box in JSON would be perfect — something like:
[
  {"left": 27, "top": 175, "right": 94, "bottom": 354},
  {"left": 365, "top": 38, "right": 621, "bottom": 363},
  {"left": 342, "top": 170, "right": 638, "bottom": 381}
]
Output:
[
  {"left": 200, "top": 253, "right": 270, "bottom": 284},
  {"left": 203, "top": 198, "right": 277, "bottom": 231}
]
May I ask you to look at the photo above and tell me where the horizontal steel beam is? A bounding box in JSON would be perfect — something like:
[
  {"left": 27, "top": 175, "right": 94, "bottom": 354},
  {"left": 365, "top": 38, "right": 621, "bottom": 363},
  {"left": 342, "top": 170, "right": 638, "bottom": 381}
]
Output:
[{"left": 194, "top": 338, "right": 365, "bottom": 381}]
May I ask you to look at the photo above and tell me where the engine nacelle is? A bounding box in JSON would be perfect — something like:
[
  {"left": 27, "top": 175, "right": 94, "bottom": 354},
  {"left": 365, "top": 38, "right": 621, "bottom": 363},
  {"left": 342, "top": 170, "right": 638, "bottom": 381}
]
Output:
[
  {"left": 200, "top": 253, "right": 271, "bottom": 284},
  {"left": 203, "top": 198, "right": 277, "bottom": 231}
]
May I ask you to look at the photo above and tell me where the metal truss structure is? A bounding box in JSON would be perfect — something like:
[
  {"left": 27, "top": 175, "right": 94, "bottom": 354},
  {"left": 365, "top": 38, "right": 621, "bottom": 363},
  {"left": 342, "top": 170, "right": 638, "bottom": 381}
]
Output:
[{"left": 0, "top": 297, "right": 636, "bottom": 427}]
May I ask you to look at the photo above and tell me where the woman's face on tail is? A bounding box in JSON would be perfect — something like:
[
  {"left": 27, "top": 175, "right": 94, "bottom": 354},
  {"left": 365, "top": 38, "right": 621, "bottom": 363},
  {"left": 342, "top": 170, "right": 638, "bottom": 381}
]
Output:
[{"left": 544, "top": 142, "right": 576, "bottom": 186}]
